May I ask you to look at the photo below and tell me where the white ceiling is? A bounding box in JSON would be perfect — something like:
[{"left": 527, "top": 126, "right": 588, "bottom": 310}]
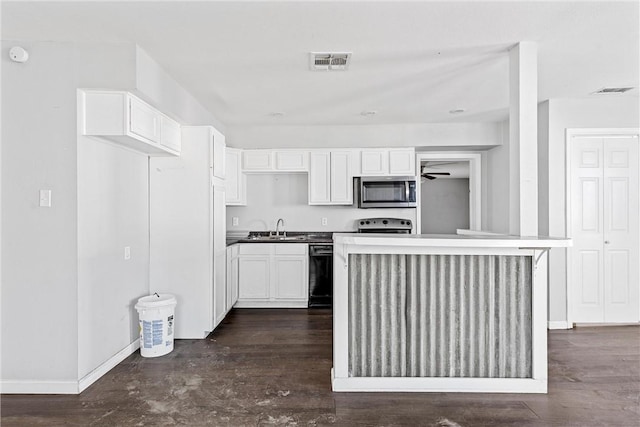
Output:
[{"left": 2, "top": 1, "right": 638, "bottom": 127}]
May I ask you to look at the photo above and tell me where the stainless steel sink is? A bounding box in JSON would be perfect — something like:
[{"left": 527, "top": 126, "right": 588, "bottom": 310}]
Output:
[{"left": 245, "top": 235, "right": 307, "bottom": 241}]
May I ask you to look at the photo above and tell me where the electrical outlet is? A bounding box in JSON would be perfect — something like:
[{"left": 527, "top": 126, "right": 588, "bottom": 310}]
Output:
[
  {"left": 321, "top": 217, "right": 328, "bottom": 226},
  {"left": 39, "top": 189, "right": 52, "bottom": 207},
  {"left": 124, "top": 246, "right": 131, "bottom": 260},
  {"left": 232, "top": 217, "right": 239, "bottom": 226}
]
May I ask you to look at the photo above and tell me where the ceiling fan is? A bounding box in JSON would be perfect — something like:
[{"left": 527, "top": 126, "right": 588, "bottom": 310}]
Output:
[{"left": 420, "top": 162, "right": 454, "bottom": 180}]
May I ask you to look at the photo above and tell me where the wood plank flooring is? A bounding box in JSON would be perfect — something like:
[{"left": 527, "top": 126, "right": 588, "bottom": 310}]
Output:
[{"left": 1, "top": 309, "right": 639, "bottom": 426}]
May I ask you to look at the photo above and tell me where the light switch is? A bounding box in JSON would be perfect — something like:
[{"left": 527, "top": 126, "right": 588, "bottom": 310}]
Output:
[
  {"left": 124, "top": 246, "right": 131, "bottom": 260},
  {"left": 321, "top": 217, "right": 328, "bottom": 226},
  {"left": 39, "top": 190, "right": 52, "bottom": 207},
  {"left": 232, "top": 217, "right": 239, "bottom": 226}
]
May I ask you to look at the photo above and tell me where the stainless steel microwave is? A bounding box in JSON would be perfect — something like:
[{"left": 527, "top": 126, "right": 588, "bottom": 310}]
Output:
[{"left": 356, "top": 176, "right": 417, "bottom": 208}]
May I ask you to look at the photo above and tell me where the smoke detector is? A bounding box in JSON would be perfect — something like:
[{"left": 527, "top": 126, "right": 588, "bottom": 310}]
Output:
[
  {"left": 591, "top": 87, "right": 634, "bottom": 95},
  {"left": 309, "top": 52, "right": 352, "bottom": 71}
]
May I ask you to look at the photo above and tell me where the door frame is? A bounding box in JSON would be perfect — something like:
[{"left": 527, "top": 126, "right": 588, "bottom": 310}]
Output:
[
  {"left": 415, "top": 152, "right": 482, "bottom": 234},
  {"left": 565, "top": 128, "right": 640, "bottom": 325}
]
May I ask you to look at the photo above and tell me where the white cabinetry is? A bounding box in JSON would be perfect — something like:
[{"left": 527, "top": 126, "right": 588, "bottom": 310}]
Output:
[
  {"left": 359, "top": 148, "right": 415, "bottom": 176},
  {"left": 309, "top": 151, "right": 353, "bottom": 205},
  {"left": 81, "top": 90, "right": 181, "bottom": 156},
  {"left": 243, "top": 150, "right": 309, "bottom": 172},
  {"left": 236, "top": 243, "right": 308, "bottom": 308},
  {"left": 226, "top": 245, "right": 239, "bottom": 309},
  {"left": 225, "top": 148, "right": 246, "bottom": 205},
  {"left": 149, "top": 125, "right": 227, "bottom": 339}
]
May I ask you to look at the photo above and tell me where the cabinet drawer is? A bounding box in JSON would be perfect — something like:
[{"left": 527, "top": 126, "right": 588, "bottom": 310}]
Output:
[
  {"left": 274, "top": 243, "right": 307, "bottom": 255},
  {"left": 239, "top": 243, "right": 272, "bottom": 255}
]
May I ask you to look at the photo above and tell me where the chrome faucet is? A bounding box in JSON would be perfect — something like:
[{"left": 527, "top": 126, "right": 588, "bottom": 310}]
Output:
[{"left": 275, "top": 218, "right": 285, "bottom": 237}]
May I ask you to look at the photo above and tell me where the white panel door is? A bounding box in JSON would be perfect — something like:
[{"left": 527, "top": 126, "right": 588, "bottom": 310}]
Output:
[
  {"left": 360, "top": 150, "right": 388, "bottom": 175},
  {"left": 603, "top": 137, "right": 639, "bottom": 322},
  {"left": 330, "top": 151, "right": 353, "bottom": 204},
  {"left": 571, "top": 136, "right": 639, "bottom": 323},
  {"left": 388, "top": 148, "right": 415, "bottom": 175},
  {"left": 225, "top": 148, "right": 246, "bottom": 205},
  {"left": 273, "top": 257, "right": 307, "bottom": 299},
  {"left": 212, "top": 184, "right": 227, "bottom": 327},
  {"left": 309, "top": 152, "right": 331, "bottom": 204},
  {"left": 238, "top": 257, "right": 270, "bottom": 299}
]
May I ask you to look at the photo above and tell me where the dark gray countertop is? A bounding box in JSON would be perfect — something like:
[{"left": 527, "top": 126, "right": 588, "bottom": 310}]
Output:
[{"left": 227, "top": 231, "right": 337, "bottom": 246}]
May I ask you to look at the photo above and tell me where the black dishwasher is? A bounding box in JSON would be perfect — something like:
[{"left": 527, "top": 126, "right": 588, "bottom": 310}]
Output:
[{"left": 309, "top": 244, "right": 333, "bottom": 308}]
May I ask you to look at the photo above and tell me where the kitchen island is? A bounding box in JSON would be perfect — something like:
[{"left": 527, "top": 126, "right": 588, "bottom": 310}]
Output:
[{"left": 332, "top": 233, "right": 571, "bottom": 393}]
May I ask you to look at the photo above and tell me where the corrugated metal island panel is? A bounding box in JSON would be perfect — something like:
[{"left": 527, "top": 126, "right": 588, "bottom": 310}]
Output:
[{"left": 348, "top": 254, "right": 532, "bottom": 378}]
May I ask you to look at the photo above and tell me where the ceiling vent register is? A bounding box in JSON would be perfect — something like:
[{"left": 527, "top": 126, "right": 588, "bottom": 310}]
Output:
[
  {"left": 310, "top": 52, "right": 352, "bottom": 71},
  {"left": 592, "top": 87, "right": 634, "bottom": 94}
]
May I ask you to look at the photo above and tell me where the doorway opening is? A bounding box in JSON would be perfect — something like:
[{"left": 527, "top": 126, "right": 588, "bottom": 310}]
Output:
[{"left": 415, "top": 152, "right": 482, "bottom": 234}]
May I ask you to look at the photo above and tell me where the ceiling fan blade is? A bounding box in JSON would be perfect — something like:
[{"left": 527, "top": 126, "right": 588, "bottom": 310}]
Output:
[
  {"left": 421, "top": 174, "right": 437, "bottom": 180},
  {"left": 424, "top": 172, "right": 451, "bottom": 175}
]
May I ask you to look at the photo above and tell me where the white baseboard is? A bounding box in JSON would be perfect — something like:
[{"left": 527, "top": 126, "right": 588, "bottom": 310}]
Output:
[
  {"left": 78, "top": 339, "right": 140, "bottom": 393},
  {"left": 0, "top": 380, "right": 79, "bottom": 394},
  {"left": 234, "top": 300, "right": 308, "bottom": 308},
  {"left": 548, "top": 321, "right": 572, "bottom": 330},
  {"left": 1, "top": 339, "right": 140, "bottom": 395}
]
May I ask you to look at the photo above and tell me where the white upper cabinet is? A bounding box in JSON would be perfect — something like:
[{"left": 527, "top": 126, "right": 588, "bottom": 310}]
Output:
[
  {"left": 243, "top": 150, "right": 273, "bottom": 171},
  {"left": 309, "top": 150, "right": 353, "bottom": 205},
  {"left": 226, "top": 148, "right": 246, "bottom": 206},
  {"left": 243, "top": 149, "right": 309, "bottom": 172},
  {"left": 275, "top": 151, "right": 309, "bottom": 171},
  {"left": 309, "top": 152, "right": 331, "bottom": 204},
  {"left": 81, "top": 90, "right": 181, "bottom": 156},
  {"left": 360, "top": 149, "right": 389, "bottom": 175},
  {"left": 330, "top": 151, "right": 353, "bottom": 204},
  {"left": 359, "top": 148, "right": 415, "bottom": 176},
  {"left": 388, "top": 148, "right": 416, "bottom": 175}
]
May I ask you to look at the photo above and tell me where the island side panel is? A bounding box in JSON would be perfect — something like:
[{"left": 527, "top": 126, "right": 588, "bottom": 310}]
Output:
[{"left": 347, "top": 253, "right": 533, "bottom": 379}]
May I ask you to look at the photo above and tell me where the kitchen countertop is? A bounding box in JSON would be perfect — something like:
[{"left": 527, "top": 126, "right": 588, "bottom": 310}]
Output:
[{"left": 227, "top": 231, "right": 336, "bottom": 246}]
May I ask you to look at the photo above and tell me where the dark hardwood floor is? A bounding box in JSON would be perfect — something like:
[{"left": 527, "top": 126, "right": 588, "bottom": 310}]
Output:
[{"left": 1, "top": 309, "right": 639, "bottom": 426}]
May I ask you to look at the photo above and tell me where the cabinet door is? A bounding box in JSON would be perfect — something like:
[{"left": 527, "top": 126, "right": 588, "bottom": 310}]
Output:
[
  {"left": 238, "top": 257, "right": 270, "bottom": 299},
  {"left": 129, "top": 96, "right": 160, "bottom": 143},
  {"left": 275, "top": 151, "right": 309, "bottom": 171},
  {"left": 243, "top": 150, "right": 273, "bottom": 171},
  {"left": 389, "top": 148, "right": 415, "bottom": 175},
  {"left": 225, "top": 148, "right": 246, "bottom": 205},
  {"left": 309, "top": 152, "right": 331, "bottom": 204},
  {"left": 230, "top": 254, "right": 239, "bottom": 306},
  {"left": 212, "top": 185, "right": 227, "bottom": 327},
  {"left": 212, "top": 128, "right": 226, "bottom": 179},
  {"left": 331, "top": 151, "right": 353, "bottom": 204},
  {"left": 273, "top": 257, "right": 307, "bottom": 299},
  {"left": 361, "top": 150, "right": 388, "bottom": 175},
  {"left": 160, "top": 115, "right": 181, "bottom": 152}
]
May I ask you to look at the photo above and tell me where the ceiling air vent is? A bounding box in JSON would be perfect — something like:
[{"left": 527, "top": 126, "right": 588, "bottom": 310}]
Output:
[
  {"left": 592, "top": 87, "right": 634, "bottom": 94},
  {"left": 310, "top": 52, "right": 352, "bottom": 71}
]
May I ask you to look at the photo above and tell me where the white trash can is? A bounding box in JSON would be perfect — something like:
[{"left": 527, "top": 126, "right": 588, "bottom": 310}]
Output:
[{"left": 135, "top": 293, "right": 177, "bottom": 357}]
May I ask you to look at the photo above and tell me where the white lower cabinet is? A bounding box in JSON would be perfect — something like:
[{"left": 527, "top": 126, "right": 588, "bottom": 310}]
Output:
[{"left": 235, "top": 243, "right": 308, "bottom": 308}]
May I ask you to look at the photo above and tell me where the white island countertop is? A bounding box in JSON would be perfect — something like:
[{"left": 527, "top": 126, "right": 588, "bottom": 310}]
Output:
[{"left": 333, "top": 232, "right": 572, "bottom": 249}]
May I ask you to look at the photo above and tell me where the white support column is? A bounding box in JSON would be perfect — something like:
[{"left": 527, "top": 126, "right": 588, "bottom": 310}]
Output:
[{"left": 509, "top": 42, "right": 538, "bottom": 236}]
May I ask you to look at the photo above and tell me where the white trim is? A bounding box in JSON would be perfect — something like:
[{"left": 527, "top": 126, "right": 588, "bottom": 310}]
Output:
[
  {"left": 78, "top": 339, "right": 140, "bottom": 393},
  {"left": 0, "top": 380, "right": 79, "bottom": 395},
  {"left": 565, "top": 128, "right": 640, "bottom": 326},
  {"left": 415, "top": 152, "right": 482, "bottom": 233},
  {"left": 548, "top": 321, "right": 572, "bottom": 330},
  {"left": 1, "top": 339, "right": 141, "bottom": 394},
  {"left": 331, "top": 369, "right": 547, "bottom": 394},
  {"left": 233, "top": 300, "right": 308, "bottom": 308}
]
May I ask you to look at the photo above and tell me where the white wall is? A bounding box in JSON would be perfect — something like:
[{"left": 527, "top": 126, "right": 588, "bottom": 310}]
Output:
[
  {"left": 540, "top": 96, "right": 640, "bottom": 323},
  {"left": 226, "top": 122, "right": 501, "bottom": 149},
  {"left": 484, "top": 120, "right": 512, "bottom": 234},
  {"left": 77, "top": 139, "right": 149, "bottom": 378},
  {"left": 1, "top": 41, "right": 81, "bottom": 383},
  {"left": 1, "top": 40, "right": 224, "bottom": 392},
  {"left": 421, "top": 178, "right": 470, "bottom": 234},
  {"left": 227, "top": 174, "right": 417, "bottom": 232}
]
